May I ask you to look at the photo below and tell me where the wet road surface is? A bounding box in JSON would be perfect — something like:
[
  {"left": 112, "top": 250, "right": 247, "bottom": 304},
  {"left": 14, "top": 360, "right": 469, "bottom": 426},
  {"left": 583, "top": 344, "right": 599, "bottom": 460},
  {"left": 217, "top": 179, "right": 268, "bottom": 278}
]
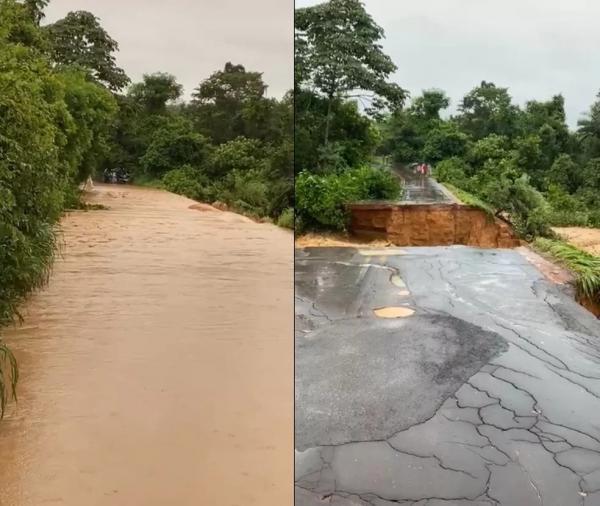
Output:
[
  {"left": 0, "top": 184, "right": 293, "bottom": 505},
  {"left": 295, "top": 246, "right": 600, "bottom": 505},
  {"left": 394, "top": 165, "right": 453, "bottom": 204}
]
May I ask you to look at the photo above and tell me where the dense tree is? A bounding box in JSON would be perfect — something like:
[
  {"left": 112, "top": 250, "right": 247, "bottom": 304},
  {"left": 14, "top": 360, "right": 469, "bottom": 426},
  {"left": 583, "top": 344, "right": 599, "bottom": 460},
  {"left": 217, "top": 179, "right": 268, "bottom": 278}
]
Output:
[
  {"left": 457, "top": 81, "right": 520, "bottom": 140},
  {"left": 45, "top": 11, "right": 130, "bottom": 90},
  {"left": 190, "top": 63, "right": 269, "bottom": 144},
  {"left": 58, "top": 69, "right": 118, "bottom": 182},
  {"left": 22, "top": 0, "right": 48, "bottom": 24},
  {"left": 578, "top": 92, "right": 600, "bottom": 159},
  {"left": 140, "top": 118, "right": 211, "bottom": 177},
  {"left": 410, "top": 90, "right": 450, "bottom": 122},
  {"left": 295, "top": 0, "right": 406, "bottom": 147},
  {"left": 128, "top": 73, "right": 183, "bottom": 114}
]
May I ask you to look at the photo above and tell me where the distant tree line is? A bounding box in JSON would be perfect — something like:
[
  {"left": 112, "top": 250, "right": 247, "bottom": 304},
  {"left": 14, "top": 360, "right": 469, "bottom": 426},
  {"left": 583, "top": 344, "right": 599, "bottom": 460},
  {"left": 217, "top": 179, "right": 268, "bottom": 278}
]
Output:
[{"left": 380, "top": 83, "right": 600, "bottom": 237}]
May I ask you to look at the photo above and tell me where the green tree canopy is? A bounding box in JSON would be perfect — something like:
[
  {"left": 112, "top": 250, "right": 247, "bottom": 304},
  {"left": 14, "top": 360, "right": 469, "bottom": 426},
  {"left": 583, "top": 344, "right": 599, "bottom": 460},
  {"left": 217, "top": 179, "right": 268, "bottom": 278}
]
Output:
[
  {"left": 45, "top": 11, "right": 130, "bottom": 90},
  {"left": 128, "top": 73, "right": 183, "bottom": 114},
  {"left": 295, "top": 0, "right": 406, "bottom": 147},
  {"left": 457, "top": 81, "right": 520, "bottom": 140}
]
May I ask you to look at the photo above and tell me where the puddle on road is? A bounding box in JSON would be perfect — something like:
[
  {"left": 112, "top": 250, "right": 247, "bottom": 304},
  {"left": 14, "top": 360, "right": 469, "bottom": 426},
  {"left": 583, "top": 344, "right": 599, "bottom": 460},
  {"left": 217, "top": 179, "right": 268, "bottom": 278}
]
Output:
[{"left": 374, "top": 306, "right": 415, "bottom": 318}]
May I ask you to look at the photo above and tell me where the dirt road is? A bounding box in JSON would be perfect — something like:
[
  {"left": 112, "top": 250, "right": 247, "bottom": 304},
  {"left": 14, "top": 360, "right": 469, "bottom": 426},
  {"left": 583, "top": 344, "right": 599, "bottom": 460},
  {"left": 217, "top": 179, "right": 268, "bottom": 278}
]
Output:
[
  {"left": 553, "top": 226, "right": 600, "bottom": 256},
  {"left": 0, "top": 184, "right": 293, "bottom": 505}
]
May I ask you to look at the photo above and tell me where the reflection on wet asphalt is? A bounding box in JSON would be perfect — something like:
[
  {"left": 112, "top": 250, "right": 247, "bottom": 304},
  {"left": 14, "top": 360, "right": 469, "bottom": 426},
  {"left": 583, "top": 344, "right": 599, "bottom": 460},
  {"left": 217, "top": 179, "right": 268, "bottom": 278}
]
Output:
[
  {"left": 0, "top": 184, "right": 293, "bottom": 505},
  {"left": 295, "top": 246, "right": 600, "bottom": 506},
  {"left": 394, "top": 165, "right": 452, "bottom": 203}
]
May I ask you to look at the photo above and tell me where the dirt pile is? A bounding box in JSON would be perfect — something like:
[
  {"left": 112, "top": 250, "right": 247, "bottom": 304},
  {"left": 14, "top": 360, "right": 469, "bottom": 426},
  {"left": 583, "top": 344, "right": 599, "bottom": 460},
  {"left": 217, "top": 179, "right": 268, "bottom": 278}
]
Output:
[{"left": 349, "top": 203, "right": 520, "bottom": 248}]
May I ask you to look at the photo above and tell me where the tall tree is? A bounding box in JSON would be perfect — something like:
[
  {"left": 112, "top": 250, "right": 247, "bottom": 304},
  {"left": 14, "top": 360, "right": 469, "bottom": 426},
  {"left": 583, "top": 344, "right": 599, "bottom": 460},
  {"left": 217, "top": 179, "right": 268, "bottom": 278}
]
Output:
[
  {"left": 45, "top": 11, "right": 130, "bottom": 91},
  {"left": 295, "top": 0, "right": 406, "bottom": 146},
  {"left": 191, "top": 62, "right": 267, "bottom": 144},
  {"left": 457, "top": 81, "right": 519, "bottom": 140},
  {"left": 22, "top": 0, "right": 48, "bottom": 24},
  {"left": 409, "top": 89, "right": 450, "bottom": 122},
  {"left": 578, "top": 91, "right": 600, "bottom": 159},
  {"left": 128, "top": 73, "right": 183, "bottom": 114}
]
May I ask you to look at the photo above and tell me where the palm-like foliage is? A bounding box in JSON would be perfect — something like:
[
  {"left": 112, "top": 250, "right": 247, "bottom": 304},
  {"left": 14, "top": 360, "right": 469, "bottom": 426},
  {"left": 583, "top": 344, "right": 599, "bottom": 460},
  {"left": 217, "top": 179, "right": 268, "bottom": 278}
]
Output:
[
  {"left": 0, "top": 341, "right": 18, "bottom": 419},
  {"left": 534, "top": 238, "right": 600, "bottom": 301}
]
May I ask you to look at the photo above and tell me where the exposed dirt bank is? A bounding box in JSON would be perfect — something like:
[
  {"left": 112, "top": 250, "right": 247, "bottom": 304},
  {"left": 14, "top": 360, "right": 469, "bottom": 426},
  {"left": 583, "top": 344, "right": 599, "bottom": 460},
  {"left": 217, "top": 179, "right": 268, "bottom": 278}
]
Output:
[
  {"left": 349, "top": 203, "right": 520, "bottom": 248},
  {"left": 0, "top": 184, "right": 293, "bottom": 505}
]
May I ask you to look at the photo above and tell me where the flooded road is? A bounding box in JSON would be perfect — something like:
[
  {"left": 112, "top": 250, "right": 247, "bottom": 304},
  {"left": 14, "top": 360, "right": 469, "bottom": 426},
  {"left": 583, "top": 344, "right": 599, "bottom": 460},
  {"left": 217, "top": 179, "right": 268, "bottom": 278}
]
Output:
[{"left": 0, "top": 184, "right": 293, "bottom": 505}]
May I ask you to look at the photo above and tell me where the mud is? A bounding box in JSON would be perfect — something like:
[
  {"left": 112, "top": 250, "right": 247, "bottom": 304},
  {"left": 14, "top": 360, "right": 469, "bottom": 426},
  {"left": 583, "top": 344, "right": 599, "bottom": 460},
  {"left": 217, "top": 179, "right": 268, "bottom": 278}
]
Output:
[
  {"left": 553, "top": 226, "right": 600, "bottom": 256},
  {"left": 349, "top": 203, "right": 520, "bottom": 248},
  {"left": 0, "top": 184, "right": 293, "bottom": 505}
]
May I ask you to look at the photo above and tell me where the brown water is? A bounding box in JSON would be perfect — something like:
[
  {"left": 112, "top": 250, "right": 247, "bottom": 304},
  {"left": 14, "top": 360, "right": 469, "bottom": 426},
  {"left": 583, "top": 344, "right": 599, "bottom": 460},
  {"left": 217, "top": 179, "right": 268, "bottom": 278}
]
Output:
[{"left": 0, "top": 184, "right": 293, "bottom": 505}]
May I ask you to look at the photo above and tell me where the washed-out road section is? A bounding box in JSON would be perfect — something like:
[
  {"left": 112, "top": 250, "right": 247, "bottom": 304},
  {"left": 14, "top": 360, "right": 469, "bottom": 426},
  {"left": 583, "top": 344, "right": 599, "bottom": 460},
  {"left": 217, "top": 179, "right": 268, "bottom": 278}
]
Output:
[
  {"left": 0, "top": 184, "right": 293, "bottom": 506},
  {"left": 296, "top": 246, "right": 600, "bottom": 506}
]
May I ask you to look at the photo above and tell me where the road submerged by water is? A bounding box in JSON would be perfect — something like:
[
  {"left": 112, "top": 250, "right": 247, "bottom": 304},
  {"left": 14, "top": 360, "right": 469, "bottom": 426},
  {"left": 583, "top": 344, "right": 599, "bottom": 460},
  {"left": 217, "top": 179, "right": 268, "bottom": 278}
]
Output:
[{"left": 0, "top": 184, "right": 293, "bottom": 505}]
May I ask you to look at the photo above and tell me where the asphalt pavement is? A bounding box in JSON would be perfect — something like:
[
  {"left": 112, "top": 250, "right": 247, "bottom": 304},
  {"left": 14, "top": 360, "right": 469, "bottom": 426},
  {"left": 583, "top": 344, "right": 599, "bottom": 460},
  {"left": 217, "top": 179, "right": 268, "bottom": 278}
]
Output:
[{"left": 295, "top": 246, "right": 600, "bottom": 506}]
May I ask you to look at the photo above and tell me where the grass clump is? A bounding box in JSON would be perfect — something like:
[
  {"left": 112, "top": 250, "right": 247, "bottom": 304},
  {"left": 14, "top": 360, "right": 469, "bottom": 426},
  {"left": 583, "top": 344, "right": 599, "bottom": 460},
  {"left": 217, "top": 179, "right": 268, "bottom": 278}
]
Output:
[
  {"left": 277, "top": 208, "right": 294, "bottom": 229},
  {"left": 442, "top": 183, "right": 494, "bottom": 215},
  {"left": 533, "top": 237, "right": 600, "bottom": 301}
]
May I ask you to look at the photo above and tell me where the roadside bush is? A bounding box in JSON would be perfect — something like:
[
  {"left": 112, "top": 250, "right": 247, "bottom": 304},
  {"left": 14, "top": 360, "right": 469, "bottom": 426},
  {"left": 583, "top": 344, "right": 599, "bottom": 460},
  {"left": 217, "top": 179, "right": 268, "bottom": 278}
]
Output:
[
  {"left": 277, "top": 208, "right": 294, "bottom": 229},
  {"left": 546, "top": 185, "right": 590, "bottom": 227},
  {"left": 433, "top": 157, "right": 471, "bottom": 188},
  {"left": 295, "top": 166, "right": 402, "bottom": 232},
  {"left": 208, "top": 137, "right": 264, "bottom": 178},
  {"left": 481, "top": 173, "right": 552, "bottom": 239},
  {"left": 215, "top": 168, "right": 271, "bottom": 217},
  {"left": 162, "top": 165, "right": 213, "bottom": 202},
  {"left": 140, "top": 120, "right": 211, "bottom": 177}
]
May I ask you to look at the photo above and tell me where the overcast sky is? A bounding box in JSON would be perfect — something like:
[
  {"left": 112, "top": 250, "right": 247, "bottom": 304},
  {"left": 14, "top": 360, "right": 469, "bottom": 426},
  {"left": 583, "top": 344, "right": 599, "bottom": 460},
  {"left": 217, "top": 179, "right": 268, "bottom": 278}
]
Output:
[
  {"left": 296, "top": 0, "right": 600, "bottom": 129},
  {"left": 44, "top": 0, "right": 293, "bottom": 99}
]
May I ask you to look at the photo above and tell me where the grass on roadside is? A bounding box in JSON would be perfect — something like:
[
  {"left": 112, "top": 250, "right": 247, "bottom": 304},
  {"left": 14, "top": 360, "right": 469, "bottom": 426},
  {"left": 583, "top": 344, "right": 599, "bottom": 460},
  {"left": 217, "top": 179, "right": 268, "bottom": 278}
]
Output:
[
  {"left": 442, "top": 183, "right": 495, "bottom": 216},
  {"left": 533, "top": 237, "right": 600, "bottom": 301}
]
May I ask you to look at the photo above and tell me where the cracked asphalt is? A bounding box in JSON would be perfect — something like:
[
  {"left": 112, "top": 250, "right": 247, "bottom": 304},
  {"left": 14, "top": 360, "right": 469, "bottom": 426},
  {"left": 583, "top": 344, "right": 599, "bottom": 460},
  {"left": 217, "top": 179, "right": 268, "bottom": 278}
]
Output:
[{"left": 295, "top": 246, "right": 600, "bottom": 506}]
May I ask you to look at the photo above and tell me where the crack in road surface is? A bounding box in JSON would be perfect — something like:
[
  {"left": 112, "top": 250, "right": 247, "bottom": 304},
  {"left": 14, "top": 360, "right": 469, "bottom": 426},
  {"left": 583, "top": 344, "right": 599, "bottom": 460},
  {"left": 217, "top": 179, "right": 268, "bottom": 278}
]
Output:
[{"left": 295, "top": 247, "right": 600, "bottom": 506}]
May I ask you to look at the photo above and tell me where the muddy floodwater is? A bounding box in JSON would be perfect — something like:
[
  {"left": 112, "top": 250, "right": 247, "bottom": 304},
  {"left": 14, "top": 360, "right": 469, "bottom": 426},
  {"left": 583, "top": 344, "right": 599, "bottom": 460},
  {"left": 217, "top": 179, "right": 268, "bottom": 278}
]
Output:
[{"left": 0, "top": 184, "right": 293, "bottom": 505}]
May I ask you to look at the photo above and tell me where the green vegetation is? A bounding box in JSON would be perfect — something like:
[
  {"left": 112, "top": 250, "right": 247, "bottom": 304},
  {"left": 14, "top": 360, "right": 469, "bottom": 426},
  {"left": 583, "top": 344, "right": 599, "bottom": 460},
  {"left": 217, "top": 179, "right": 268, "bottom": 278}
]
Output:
[
  {"left": 442, "top": 183, "right": 494, "bottom": 216},
  {"left": 0, "top": 342, "right": 18, "bottom": 419},
  {"left": 111, "top": 67, "right": 293, "bottom": 222},
  {"left": 294, "top": 0, "right": 405, "bottom": 231},
  {"left": 0, "top": 0, "right": 292, "bottom": 414},
  {"left": 534, "top": 238, "right": 600, "bottom": 302},
  {"left": 381, "top": 83, "right": 600, "bottom": 238},
  {"left": 296, "top": 0, "right": 600, "bottom": 241},
  {"left": 296, "top": 166, "right": 401, "bottom": 232}
]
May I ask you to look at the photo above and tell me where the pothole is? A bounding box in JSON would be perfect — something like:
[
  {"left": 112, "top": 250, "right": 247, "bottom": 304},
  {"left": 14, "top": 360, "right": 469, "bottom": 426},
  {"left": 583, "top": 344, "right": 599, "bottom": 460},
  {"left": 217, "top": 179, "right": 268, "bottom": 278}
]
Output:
[{"left": 373, "top": 306, "right": 415, "bottom": 318}]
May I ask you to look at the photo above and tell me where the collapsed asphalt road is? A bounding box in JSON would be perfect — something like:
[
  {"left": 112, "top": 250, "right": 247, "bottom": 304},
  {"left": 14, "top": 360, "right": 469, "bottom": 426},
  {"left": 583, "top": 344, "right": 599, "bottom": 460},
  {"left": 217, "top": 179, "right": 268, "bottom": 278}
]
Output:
[{"left": 295, "top": 246, "right": 600, "bottom": 506}]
